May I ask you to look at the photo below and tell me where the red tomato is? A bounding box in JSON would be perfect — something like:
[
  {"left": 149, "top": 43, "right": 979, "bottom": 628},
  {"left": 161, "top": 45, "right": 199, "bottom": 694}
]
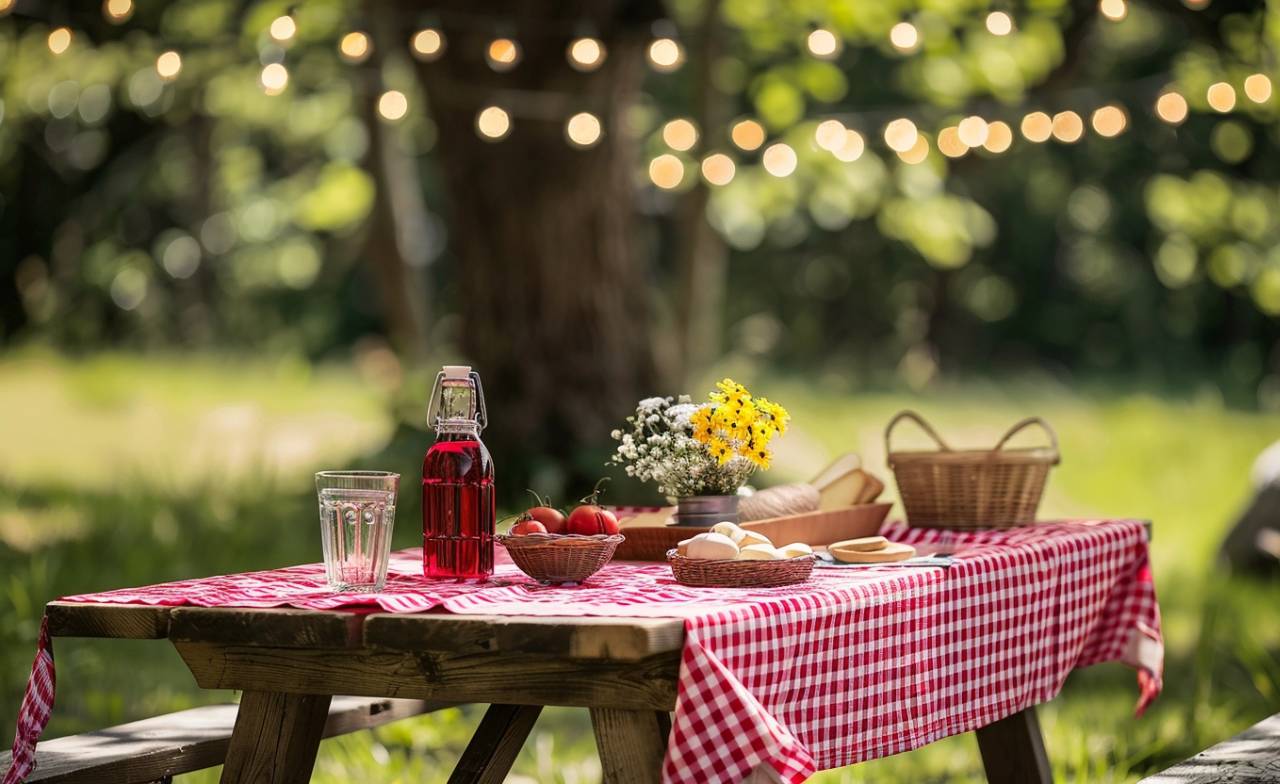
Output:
[
  {"left": 511, "top": 519, "right": 548, "bottom": 536},
  {"left": 567, "top": 505, "right": 620, "bottom": 536},
  {"left": 525, "top": 506, "right": 567, "bottom": 534}
]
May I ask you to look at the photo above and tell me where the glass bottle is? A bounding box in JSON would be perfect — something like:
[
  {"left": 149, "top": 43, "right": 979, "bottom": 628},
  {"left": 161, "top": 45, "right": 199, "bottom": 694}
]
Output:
[{"left": 422, "top": 365, "right": 495, "bottom": 579}]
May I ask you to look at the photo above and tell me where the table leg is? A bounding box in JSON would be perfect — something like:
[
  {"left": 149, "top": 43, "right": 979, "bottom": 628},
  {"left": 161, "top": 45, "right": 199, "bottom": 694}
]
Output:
[
  {"left": 448, "top": 704, "right": 543, "bottom": 784},
  {"left": 219, "top": 691, "right": 332, "bottom": 784},
  {"left": 590, "top": 708, "right": 670, "bottom": 784},
  {"left": 975, "top": 707, "right": 1053, "bottom": 784}
]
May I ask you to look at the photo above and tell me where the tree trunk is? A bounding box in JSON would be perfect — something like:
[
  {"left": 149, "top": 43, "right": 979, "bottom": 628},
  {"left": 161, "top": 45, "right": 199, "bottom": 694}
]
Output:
[{"left": 409, "top": 0, "right": 660, "bottom": 497}]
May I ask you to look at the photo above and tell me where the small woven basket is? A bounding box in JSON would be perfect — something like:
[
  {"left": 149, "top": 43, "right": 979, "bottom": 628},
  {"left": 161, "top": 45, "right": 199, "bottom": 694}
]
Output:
[
  {"left": 666, "top": 550, "right": 815, "bottom": 588},
  {"left": 497, "top": 533, "right": 624, "bottom": 584},
  {"left": 886, "top": 410, "right": 1060, "bottom": 529}
]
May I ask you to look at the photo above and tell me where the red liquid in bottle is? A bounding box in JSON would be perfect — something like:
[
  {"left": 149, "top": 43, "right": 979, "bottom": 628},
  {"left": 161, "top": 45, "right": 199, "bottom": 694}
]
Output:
[{"left": 422, "top": 437, "right": 495, "bottom": 579}]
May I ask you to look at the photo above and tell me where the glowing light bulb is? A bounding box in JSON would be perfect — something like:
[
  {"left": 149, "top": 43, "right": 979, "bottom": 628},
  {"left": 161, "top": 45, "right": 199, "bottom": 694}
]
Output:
[
  {"left": 648, "top": 38, "right": 684, "bottom": 72},
  {"left": 761, "top": 142, "right": 797, "bottom": 177},
  {"left": 649, "top": 154, "right": 685, "bottom": 189},
  {"left": 957, "top": 116, "right": 989, "bottom": 147},
  {"left": 884, "top": 118, "right": 919, "bottom": 152},
  {"left": 937, "top": 127, "right": 968, "bottom": 158},
  {"left": 476, "top": 105, "right": 511, "bottom": 140},
  {"left": 568, "top": 37, "right": 606, "bottom": 71},
  {"left": 378, "top": 90, "right": 408, "bottom": 121},
  {"left": 260, "top": 63, "right": 289, "bottom": 95},
  {"left": 103, "top": 0, "right": 133, "bottom": 23},
  {"left": 411, "top": 29, "right": 445, "bottom": 61},
  {"left": 889, "top": 22, "right": 920, "bottom": 53},
  {"left": 730, "top": 119, "right": 766, "bottom": 151},
  {"left": 1051, "top": 110, "right": 1084, "bottom": 143},
  {"left": 807, "top": 28, "right": 842, "bottom": 59},
  {"left": 814, "top": 119, "right": 846, "bottom": 151},
  {"left": 269, "top": 15, "right": 296, "bottom": 43},
  {"left": 983, "top": 121, "right": 1013, "bottom": 152},
  {"left": 339, "top": 32, "right": 371, "bottom": 63},
  {"left": 832, "top": 129, "right": 865, "bottom": 162},
  {"left": 1099, "top": 0, "right": 1127, "bottom": 21},
  {"left": 701, "top": 153, "right": 736, "bottom": 186},
  {"left": 1206, "top": 81, "right": 1236, "bottom": 112},
  {"left": 897, "top": 133, "right": 930, "bottom": 164},
  {"left": 1090, "top": 104, "right": 1127, "bottom": 137},
  {"left": 486, "top": 38, "right": 521, "bottom": 71},
  {"left": 566, "top": 112, "right": 602, "bottom": 148},
  {"left": 1244, "top": 73, "right": 1272, "bottom": 103},
  {"left": 662, "top": 118, "right": 698, "bottom": 151},
  {"left": 1021, "top": 111, "right": 1053, "bottom": 142},
  {"left": 1156, "top": 91, "right": 1188, "bottom": 124},
  {"left": 155, "top": 51, "right": 182, "bottom": 81},
  {"left": 985, "top": 11, "right": 1014, "bottom": 35},
  {"left": 48, "top": 27, "right": 73, "bottom": 55},
  {"left": 0, "top": 0, "right": 12, "bottom": 14}
]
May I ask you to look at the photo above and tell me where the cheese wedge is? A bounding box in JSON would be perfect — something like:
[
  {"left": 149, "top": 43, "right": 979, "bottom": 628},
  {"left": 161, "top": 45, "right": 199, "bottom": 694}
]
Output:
[{"left": 829, "top": 541, "right": 916, "bottom": 564}]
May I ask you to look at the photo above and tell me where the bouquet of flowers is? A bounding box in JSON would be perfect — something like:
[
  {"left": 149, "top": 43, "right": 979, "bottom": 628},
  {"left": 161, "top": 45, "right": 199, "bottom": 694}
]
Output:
[{"left": 609, "top": 379, "right": 790, "bottom": 498}]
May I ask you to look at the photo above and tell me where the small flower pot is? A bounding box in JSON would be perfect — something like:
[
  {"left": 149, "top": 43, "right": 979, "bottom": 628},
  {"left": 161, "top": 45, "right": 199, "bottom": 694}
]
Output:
[{"left": 673, "top": 494, "right": 740, "bottom": 527}]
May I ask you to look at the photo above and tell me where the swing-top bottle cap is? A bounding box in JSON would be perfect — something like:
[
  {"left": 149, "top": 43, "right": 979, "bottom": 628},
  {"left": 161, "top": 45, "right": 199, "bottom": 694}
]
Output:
[{"left": 442, "top": 364, "right": 471, "bottom": 380}]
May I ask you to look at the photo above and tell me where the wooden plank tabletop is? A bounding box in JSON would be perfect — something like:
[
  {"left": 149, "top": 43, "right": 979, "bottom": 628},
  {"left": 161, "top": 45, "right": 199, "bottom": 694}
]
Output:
[{"left": 44, "top": 601, "right": 686, "bottom": 661}]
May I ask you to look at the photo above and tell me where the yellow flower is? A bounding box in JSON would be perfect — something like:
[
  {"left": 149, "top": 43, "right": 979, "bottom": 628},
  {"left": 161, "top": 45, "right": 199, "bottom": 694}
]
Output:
[
  {"left": 692, "top": 420, "right": 714, "bottom": 443},
  {"left": 749, "top": 421, "right": 774, "bottom": 444},
  {"left": 747, "top": 446, "right": 772, "bottom": 470},
  {"left": 708, "top": 436, "right": 733, "bottom": 465},
  {"left": 756, "top": 397, "right": 790, "bottom": 434},
  {"left": 712, "top": 405, "right": 736, "bottom": 431}
]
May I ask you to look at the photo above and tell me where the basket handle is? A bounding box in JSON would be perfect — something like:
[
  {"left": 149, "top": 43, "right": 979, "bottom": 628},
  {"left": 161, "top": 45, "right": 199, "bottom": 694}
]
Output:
[
  {"left": 884, "top": 410, "right": 952, "bottom": 457},
  {"left": 991, "top": 417, "right": 1061, "bottom": 464}
]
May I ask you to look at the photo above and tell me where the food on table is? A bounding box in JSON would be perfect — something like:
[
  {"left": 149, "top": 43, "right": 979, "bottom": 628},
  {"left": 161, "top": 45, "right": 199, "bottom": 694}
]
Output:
[
  {"left": 736, "top": 530, "right": 772, "bottom": 548},
  {"left": 829, "top": 540, "right": 916, "bottom": 564},
  {"left": 812, "top": 453, "right": 885, "bottom": 509},
  {"left": 738, "top": 483, "right": 821, "bottom": 521},
  {"left": 778, "top": 542, "right": 813, "bottom": 558},
  {"left": 677, "top": 536, "right": 698, "bottom": 557},
  {"left": 566, "top": 479, "right": 621, "bottom": 536},
  {"left": 712, "top": 521, "right": 746, "bottom": 541},
  {"left": 685, "top": 532, "right": 740, "bottom": 560},
  {"left": 737, "top": 543, "right": 786, "bottom": 560},
  {"left": 523, "top": 492, "right": 567, "bottom": 534},
  {"left": 510, "top": 518, "right": 548, "bottom": 536},
  {"left": 831, "top": 535, "right": 888, "bottom": 552}
]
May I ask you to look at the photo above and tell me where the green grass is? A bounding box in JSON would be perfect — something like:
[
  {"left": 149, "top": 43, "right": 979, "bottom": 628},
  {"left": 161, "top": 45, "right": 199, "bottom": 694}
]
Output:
[{"left": 1, "top": 352, "right": 1278, "bottom": 783}]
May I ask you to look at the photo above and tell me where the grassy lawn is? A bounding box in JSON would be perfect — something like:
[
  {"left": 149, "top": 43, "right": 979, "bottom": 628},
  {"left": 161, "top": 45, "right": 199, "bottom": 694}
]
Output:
[{"left": 1, "top": 352, "right": 1278, "bottom": 783}]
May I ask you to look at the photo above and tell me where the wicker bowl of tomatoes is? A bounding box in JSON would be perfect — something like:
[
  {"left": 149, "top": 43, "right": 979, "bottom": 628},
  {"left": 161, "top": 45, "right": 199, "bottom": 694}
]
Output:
[{"left": 497, "top": 487, "right": 624, "bottom": 584}]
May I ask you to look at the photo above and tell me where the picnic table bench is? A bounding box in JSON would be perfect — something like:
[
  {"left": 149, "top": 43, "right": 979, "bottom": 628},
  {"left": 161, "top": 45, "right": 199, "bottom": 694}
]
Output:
[{"left": 1140, "top": 712, "right": 1280, "bottom": 784}]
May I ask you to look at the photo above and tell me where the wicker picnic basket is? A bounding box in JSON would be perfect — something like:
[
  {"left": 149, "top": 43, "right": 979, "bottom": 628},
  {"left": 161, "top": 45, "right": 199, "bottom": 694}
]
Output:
[
  {"left": 885, "top": 410, "right": 1060, "bottom": 529},
  {"left": 497, "top": 533, "right": 624, "bottom": 584},
  {"left": 667, "top": 550, "right": 815, "bottom": 588}
]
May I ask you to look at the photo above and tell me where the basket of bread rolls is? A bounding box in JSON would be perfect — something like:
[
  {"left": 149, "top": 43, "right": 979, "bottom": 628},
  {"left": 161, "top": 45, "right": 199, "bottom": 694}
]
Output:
[{"left": 667, "top": 522, "right": 815, "bottom": 588}]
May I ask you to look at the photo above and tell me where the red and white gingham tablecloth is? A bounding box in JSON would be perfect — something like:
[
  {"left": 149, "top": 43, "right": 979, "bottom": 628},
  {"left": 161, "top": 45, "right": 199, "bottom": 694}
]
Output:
[{"left": 5, "top": 519, "right": 1162, "bottom": 784}]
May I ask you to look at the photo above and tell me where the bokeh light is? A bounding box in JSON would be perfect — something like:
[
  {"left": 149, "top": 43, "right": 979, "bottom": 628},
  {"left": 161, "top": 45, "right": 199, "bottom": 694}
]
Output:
[
  {"left": 155, "top": 51, "right": 182, "bottom": 82},
  {"left": 884, "top": 118, "right": 919, "bottom": 152},
  {"left": 984, "top": 121, "right": 1013, "bottom": 152},
  {"left": 104, "top": 0, "right": 133, "bottom": 23},
  {"left": 1211, "top": 120, "right": 1252, "bottom": 163},
  {"left": 985, "top": 12, "right": 1014, "bottom": 36},
  {"left": 487, "top": 38, "right": 521, "bottom": 71},
  {"left": 814, "top": 119, "right": 846, "bottom": 151},
  {"left": 662, "top": 118, "right": 698, "bottom": 151},
  {"left": 476, "top": 106, "right": 511, "bottom": 140},
  {"left": 649, "top": 154, "right": 685, "bottom": 189},
  {"left": 269, "top": 15, "right": 296, "bottom": 43},
  {"left": 1091, "top": 105, "right": 1127, "bottom": 137},
  {"left": 1052, "top": 110, "right": 1084, "bottom": 143},
  {"left": 938, "top": 127, "right": 968, "bottom": 158},
  {"left": 566, "top": 112, "right": 602, "bottom": 148},
  {"left": 897, "top": 134, "right": 930, "bottom": 164},
  {"left": 889, "top": 22, "right": 920, "bottom": 54},
  {"left": 648, "top": 38, "right": 685, "bottom": 72},
  {"left": 48, "top": 27, "right": 73, "bottom": 56},
  {"left": 1021, "top": 111, "right": 1053, "bottom": 142},
  {"left": 701, "top": 153, "right": 735, "bottom": 186},
  {"left": 807, "top": 28, "right": 842, "bottom": 59},
  {"left": 1156, "top": 91, "right": 1189, "bottom": 124},
  {"left": 957, "top": 116, "right": 990, "bottom": 147},
  {"left": 730, "top": 119, "right": 766, "bottom": 151},
  {"left": 1206, "top": 82, "right": 1236, "bottom": 112},
  {"left": 411, "top": 29, "right": 446, "bottom": 61},
  {"left": 339, "top": 32, "right": 371, "bottom": 63},
  {"left": 1244, "top": 74, "right": 1272, "bottom": 104},
  {"left": 762, "top": 143, "right": 798, "bottom": 177},
  {"left": 260, "top": 63, "right": 288, "bottom": 95},
  {"left": 568, "top": 38, "right": 606, "bottom": 71},
  {"left": 1099, "top": 0, "right": 1127, "bottom": 21},
  {"left": 832, "top": 129, "right": 865, "bottom": 162},
  {"left": 377, "top": 90, "right": 408, "bottom": 122}
]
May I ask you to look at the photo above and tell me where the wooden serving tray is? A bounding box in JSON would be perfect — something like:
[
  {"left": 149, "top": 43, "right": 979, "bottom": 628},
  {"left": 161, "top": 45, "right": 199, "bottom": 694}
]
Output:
[{"left": 614, "top": 503, "right": 892, "bottom": 562}]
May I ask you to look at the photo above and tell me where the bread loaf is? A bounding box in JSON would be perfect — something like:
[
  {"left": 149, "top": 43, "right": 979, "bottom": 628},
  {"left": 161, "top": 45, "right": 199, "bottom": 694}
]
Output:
[{"left": 738, "top": 483, "right": 821, "bottom": 521}]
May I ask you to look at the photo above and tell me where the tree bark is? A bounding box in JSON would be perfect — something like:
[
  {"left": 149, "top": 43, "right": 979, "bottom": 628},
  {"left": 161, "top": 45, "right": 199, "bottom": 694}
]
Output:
[{"left": 408, "top": 0, "right": 661, "bottom": 495}]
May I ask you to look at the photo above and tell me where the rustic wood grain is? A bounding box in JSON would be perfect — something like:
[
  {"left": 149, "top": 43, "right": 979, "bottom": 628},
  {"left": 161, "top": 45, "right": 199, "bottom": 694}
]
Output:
[
  {"left": 174, "top": 642, "right": 680, "bottom": 711},
  {"left": 363, "top": 613, "right": 685, "bottom": 661},
  {"left": 168, "top": 607, "right": 365, "bottom": 649},
  {"left": 975, "top": 707, "right": 1053, "bottom": 784},
  {"left": 219, "top": 691, "right": 331, "bottom": 784},
  {"left": 46, "top": 602, "right": 171, "bottom": 640},
  {"left": 589, "top": 708, "right": 670, "bottom": 784},
  {"left": 1140, "top": 713, "right": 1280, "bottom": 783},
  {"left": 0, "top": 697, "right": 438, "bottom": 783},
  {"left": 447, "top": 704, "right": 542, "bottom": 784}
]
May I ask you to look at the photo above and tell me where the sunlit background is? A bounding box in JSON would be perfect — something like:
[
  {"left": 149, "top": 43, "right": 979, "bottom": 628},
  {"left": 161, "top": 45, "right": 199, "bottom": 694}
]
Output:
[{"left": 2, "top": 0, "right": 1279, "bottom": 781}]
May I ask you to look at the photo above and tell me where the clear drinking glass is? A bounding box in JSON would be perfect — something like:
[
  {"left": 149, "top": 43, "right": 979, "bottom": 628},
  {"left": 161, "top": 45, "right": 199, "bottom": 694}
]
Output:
[{"left": 316, "top": 471, "right": 399, "bottom": 592}]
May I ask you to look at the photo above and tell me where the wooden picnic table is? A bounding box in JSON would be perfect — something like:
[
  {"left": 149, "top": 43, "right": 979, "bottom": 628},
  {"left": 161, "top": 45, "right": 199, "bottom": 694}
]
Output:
[{"left": 43, "top": 599, "right": 1052, "bottom": 784}]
